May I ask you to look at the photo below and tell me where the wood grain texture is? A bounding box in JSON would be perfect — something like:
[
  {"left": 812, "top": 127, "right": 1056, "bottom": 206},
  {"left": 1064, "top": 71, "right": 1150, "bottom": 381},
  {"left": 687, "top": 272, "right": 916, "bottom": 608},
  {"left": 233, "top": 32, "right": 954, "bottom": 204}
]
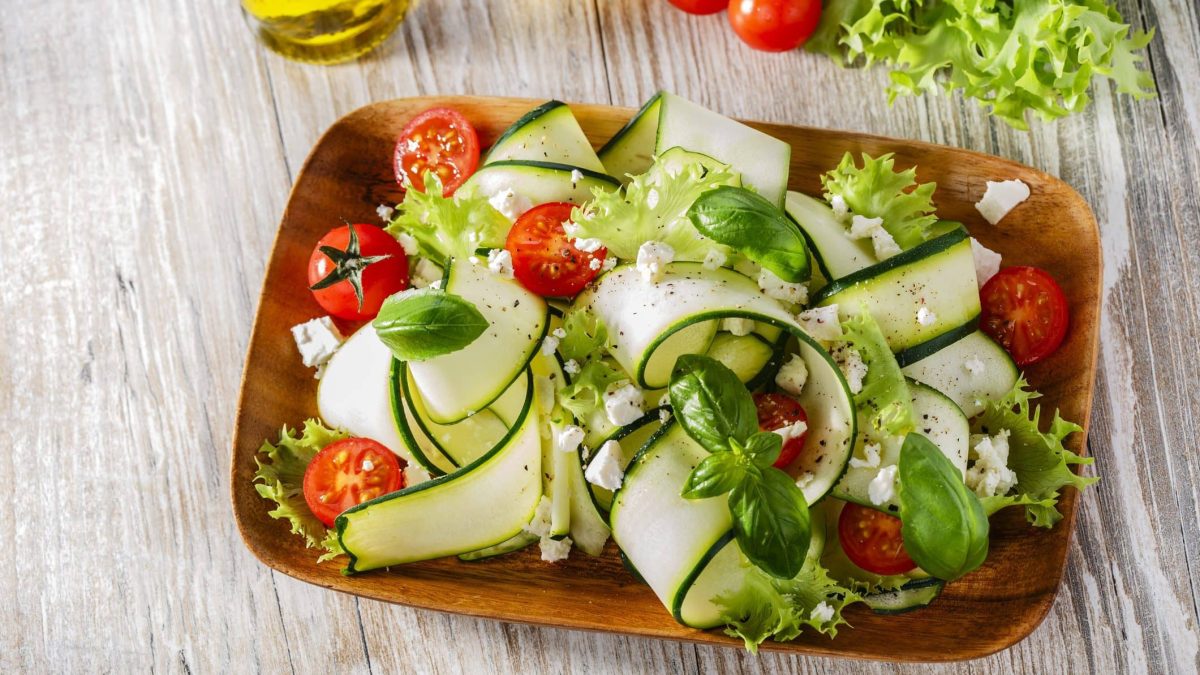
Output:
[{"left": 2, "top": 0, "right": 1198, "bottom": 672}]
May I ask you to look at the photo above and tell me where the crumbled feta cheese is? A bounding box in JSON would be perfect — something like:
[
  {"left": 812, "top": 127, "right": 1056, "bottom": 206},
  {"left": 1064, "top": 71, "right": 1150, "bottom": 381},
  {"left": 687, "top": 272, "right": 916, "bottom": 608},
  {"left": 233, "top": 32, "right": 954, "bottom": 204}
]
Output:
[
  {"left": 916, "top": 306, "right": 937, "bottom": 326},
  {"left": 795, "top": 472, "right": 815, "bottom": 489},
  {"left": 964, "top": 357, "right": 985, "bottom": 376},
  {"left": 541, "top": 334, "right": 560, "bottom": 355},
  {"left": 659, "top": 408, "right": 672, "bottom": 424},
  {"left": 970, "top": 238, "right": 1003, "bottom": 288},
  {"left": 539, "top": 536, "right": 572, "bottom": 562},
  {"left": 411, "top": 257, "right": 443, "bottom": 288},
  {"left": 361, "top": 458, "right": 374, "bottom": 472},
  {"left": 404, "top": 463, "right": 432, "bottom": 486},
  {"left": 488, "top": 188, "right": 532, "bottom": 221},
  {"left": 797, "top": 305, "right": 842, "bottom": 342},
  {"left": 563, "top": 359, "right": 581, "bottom": 375},
  {"left": 486, "top": 248, "right": 514, "bottom": 278},
  {"left": 468, "top": 255, "right": 481, "bottom": 265},
  {"left": 849, "top": 214, "right": 884, "bottom": 239},
  {"left": 703, "top": 248, "right": 728, "bottom": 270},
  {"left": 604, "top": 382, "right": 645, "bottom": 426},
  {"left": 585, "top": 440, "right": 625, "bottom": 490},
  {"left": 966, "top": 430, "right": 1018, "bottom": 498},
  {"left": 658, "top": 393, "right": 671, "bottom": 408},
  {"left": 291, "top": 317, "right": 344, "bottom": 375},
  {"left": 570, "top": 169, "right": 584, "bottom": 184},
  {"left": 975, "top": 179, "right": 1030, "bottom": 225},
  {"left": 523, "top": 496, "right": 554, "bottom": 538},
  {"left": 636, "top": 241, "right": 675, "bottom": 283},
  {"left": 552, "top": 327, "right": 567, "bottom": 339},
  {"left": 775, "top": 354, "right": 808, "bottom": 395},
  {"left": 830, "top": 195, "right": 850, "bottom": 222},
  {"left": 868, "top": 465, "right": 898, "bottom": 505},
  {"left": 573, "top": 237, "right": 605, "bottom": 253},
  {"left": 849, "top": 442, "right": 881, "bottom": 469},
  {"left": 646, "top": 188, "right": 660, "bottom": 209},
  {"left": 721, "top": 317, "right": 756, "bottom": 336},
  {"left": 535, "top": 375, "right": 556, "bottom": 414},
  {"left": 772, "top": 420, "right": 808, "bottom": 445},
  {"left": 376, "top": 204, "right": 395, "bottom": 222},
  {"left": 870, "top": 227, "right": 902, "bottom": 259},
  {"left": 757, "top": 268, "right": 808, "bottom": 305},
  {"left": 602, "top": 256, "right": 618, "bottom": 272},
  {"left": 555, "top": 425, "right": 586, "bottom": 454},
  {"left": 395, "top": 232, "right": 419, "bottom": 256},
  {"left": 589, "top": 257, "right": 602, "bottom": 270},
  {"left": 429, "top": 279, "right": 443, "bottom": 290},
  {"left": 810, "top": 601, "right": 835, "bottom": 624},
  {"left": 833, "top": 345, "right": 868, "bottom": 395}
]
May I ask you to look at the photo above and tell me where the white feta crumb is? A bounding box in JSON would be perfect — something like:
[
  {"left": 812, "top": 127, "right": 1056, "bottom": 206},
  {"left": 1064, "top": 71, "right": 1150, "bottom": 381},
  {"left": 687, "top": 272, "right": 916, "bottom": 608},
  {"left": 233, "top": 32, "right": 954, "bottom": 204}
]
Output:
[
  {"left": 361, "top": 458, "right": 374, "bottom": 472},
  {"left": 757, "top": 268, "right": 808, "bottom": 305},
  {"left": 468, "top": 255, "right": 481, "bottom": 265},
  {"left": 772, "top": 420, "right": 808, "bottom": 446},
  {"left": 703, "top": 248, "right": 728, "bottom": 270},
  {"left": 589, "top": 257, "right": 602, "bottom": 270},
  {"left": 523, "top": 496, "right": 553, "bottom": 538},
  {"left": 975, "top": 179, "right": 1030, "bottom": 225},
  {"left": 646, "top": 187, "right": 660, "bottom": 209},
  {"left": 964, "top": 357, "right": 985, "bottom": 376},
  {"left": 552, "top": 327, "right": 567, "bottom": 339},
  {"left": 539, "top": 536, "right": 572, "bottom": 563},
  {"left": 404, "top": 463, "right": 432, "bottom": 486},
  {"left": 488, "top": 188, "right": 532, "bottom": 221},
  {"left": 916, "top": 306, "right": 937, "bottom": 326},
  {"left": 376, "top": 204, "right": 395, "bottom": 221},
  {"left": 602, "top": 256, "right": 618, "bottom": 272},
  {"left": 830, "top": 195, "right": 850, "bottom": 222},
  {"left": 833, "top": 345, "right": 868, "bottom": 395},
  {"left": 429, "top": 279, "right": 443, "bottom": 290},
  {"left": 486, "top": 248, "right": 514, "bottom": 278},
  {"left": 541, "top": 334, "right": 560, "bottom": 356},
  {"left": 721, "top": 317, "right": 756, "bottom": 337},
  {"left": 563, "top": 359, "right": 581, "bottom": 375},
  {"left": 795, "top": 472, "right": 815, "bottom": 489},
  {"left": 585, "top": 440, "right": 625, "bottom": 491},
  {"left": 535, "top": 375, "right": 556, "bottom": 414},
  {"left": 573, "top": 237, "right": 605, "bottom": 253},
  {"left": 848, "top": 214, "right": 884, "bottom": 239},
  {"left": 870, "top": 227, "right": 902, "bottom": 260},
  {"left": 966, "top": 430, "right": 1018, "bottom": 498},
  {"left": 658, "top": 393, "right": 671, "bottom": 408},
  {"left": 868, "top": 465, "right": 898, "bottom": 505},
  {"left": 604, "top": 382, "right": 645, "bottom": 426},
  {"left": 970, "top": 238, "right": 1003, "bottom": 288},
  {"left": 395, "top": 232, "right": 419, "bottom": 256},
  {"left": 849, "top": 443, "right": 882, "bottom": 469},
  {"left": 555, "top": 425, "right": 586, "bottom": 454},
  {"left": 797, "top": 305, "right": 842, "bottom": 342},
  {"left": 775, "top": 354, "right": 809, "bottom": 396},
  {"left": 636, "top": 241, "right": 675, "bottom": 283},
  {"left": 810, "top": 601, "right": 835, "bottom": 624},
  {"left": 411, "top": 257, "right": 443, "bottom": 288},
  {"left": 570, "top": 169, "right": 584, "bottom": 184},
  {"left": 291, "top": 317, "right": 344, "bottom": 372},
  {"left": 659, "top": 408, "right": 672, "bottom": 424}
]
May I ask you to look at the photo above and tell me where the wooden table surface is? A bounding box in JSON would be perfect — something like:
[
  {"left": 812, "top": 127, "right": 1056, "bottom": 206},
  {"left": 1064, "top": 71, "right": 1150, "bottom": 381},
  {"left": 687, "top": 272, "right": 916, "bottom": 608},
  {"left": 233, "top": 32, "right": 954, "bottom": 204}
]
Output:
[{"left": 4, "top": 1, "right": 1199, "bottom": 672}]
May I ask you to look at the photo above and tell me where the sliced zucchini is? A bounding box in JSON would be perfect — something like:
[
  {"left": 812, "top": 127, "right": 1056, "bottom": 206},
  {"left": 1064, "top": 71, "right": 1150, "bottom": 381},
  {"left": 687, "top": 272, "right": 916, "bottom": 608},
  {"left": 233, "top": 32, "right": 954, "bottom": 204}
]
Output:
[
  {"left": 705, "top": 332, "right": 774, "bottom": 383},
  {"left": 598, "top": 93, "right": 662, "bottom": 181},
  {"left": 338, "top": 370, "right": 542, "bottom": 572},
  {"left": 407, "top": 259, "right": 548, "bottom": 424},
  {"left": 863, "top": 578, "right": 945, "bottom": 614},
  {"left": 458, "top": 531, "right": 539, "bottom": 561},
  {"left": 485, "top": 100, "right": 606, "bottom": 173},
  {"left": 585, "top": 410, "right": 666, "bottom": 512},
  {"left": 317, "top": 324, "right": 408, "bottom": 464},
  {"left": 785, "top": 190, "right": 876, "bottom": 281},
  {"left": 392, "top": 361, "right": 464, "bottom": 476},
  {"left": 902, "top": 330, "right": 1019, "bottom": 417},
  {"left": 400, "top": 366, "right": 514, "bottom": 468},
  {"left": 460, "top": 160, "right": 618, "bottom": 205}
]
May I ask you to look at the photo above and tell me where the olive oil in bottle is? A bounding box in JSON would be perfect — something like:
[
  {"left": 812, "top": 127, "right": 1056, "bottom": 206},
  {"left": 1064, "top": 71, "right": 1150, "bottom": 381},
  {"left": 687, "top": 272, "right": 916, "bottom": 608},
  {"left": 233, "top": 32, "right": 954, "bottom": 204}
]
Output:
[{"left": 242, "top": 0, "right": 409, "bottom": 64}]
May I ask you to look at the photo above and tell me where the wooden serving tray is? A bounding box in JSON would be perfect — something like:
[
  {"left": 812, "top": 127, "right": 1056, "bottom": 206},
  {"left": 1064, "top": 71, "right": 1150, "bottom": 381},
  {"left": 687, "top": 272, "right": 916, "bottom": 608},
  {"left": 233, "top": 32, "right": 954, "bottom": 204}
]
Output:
[{"left": 231, "top": 96, "right": 1101, "bottom": 662}]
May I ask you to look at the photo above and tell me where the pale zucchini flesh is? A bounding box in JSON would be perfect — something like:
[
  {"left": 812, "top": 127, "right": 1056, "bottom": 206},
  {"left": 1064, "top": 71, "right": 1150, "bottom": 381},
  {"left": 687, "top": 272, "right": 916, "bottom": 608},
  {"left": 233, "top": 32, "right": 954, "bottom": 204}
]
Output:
[
  {"left": 597, "top": 93, "right": 662, "bottom": 181},
  {"left": 785, "top": 190, "right": 876, "bottom": 281},
  {"left": 485, "top": 100, "right": 606, "bottom": 173},
  {"left": 460, "top": 160, "right": 618, "bottom": 206},
  {"left": 901, "top": 330, "right": 1019, "bottom": 417},
  {"left": 317, "top": 324, "right": 410, "bottom": 465}
]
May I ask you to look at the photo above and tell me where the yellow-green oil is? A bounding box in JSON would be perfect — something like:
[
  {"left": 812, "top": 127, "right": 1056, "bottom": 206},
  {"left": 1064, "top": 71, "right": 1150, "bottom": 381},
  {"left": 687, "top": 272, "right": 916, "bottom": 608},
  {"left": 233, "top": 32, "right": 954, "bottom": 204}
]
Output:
[{"left": 242, "top": 0, "right": 409, "bottom": 64}]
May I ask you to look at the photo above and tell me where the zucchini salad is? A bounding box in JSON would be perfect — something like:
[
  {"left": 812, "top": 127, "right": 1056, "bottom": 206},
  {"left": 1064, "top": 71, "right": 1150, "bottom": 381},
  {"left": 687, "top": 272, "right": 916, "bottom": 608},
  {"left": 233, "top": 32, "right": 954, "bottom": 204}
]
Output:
[{"left": 256, "top": 93, "right": 1096, "bottom": 650}]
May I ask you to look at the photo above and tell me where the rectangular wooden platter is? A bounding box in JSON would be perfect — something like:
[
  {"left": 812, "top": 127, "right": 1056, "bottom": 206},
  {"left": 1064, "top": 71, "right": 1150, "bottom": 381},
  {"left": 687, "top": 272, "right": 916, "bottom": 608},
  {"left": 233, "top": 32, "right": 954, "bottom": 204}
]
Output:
[{"left": 231, "top": 96, "right": 1101, "bottom": 662}]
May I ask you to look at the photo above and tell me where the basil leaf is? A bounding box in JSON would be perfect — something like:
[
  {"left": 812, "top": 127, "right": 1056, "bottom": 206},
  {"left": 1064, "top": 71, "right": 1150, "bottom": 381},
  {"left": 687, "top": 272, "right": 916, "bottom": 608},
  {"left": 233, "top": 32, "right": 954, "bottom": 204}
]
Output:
[
  {"left": 897, "top": 433, "right": 990, "bottom": 581},
  {"left": 681, "top": 452, "right": 747, "bottom": 499},
  {"left": 729, "top": 467, "right": 811, "bottom": 579},
  {"left": 687, "top": 186, "right": 811, "bottom": 283},
  {"left": 372, "top": 288, "right": 489, "bottom": 361},
  {"left": 744, "top": 431, "right": 783, "bottom": 469},
  {"left": 669, "top": 354, "right": 759, "bottom": 454}
]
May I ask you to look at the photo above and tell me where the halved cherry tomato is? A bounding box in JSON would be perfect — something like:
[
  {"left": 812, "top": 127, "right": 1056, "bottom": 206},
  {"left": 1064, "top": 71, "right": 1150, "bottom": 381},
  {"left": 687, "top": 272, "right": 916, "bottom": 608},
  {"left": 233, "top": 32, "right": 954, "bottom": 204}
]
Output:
[
  {"left": 838, "top": 502, "right": 917, "bottom": 576},
  {"left": 728, "top": 0, "right": 821, "bottom": 52},
  {"left": 667, "top": 0, "right": 727, "bottom": 14},
  {"left": 505, "top": 202, "right": 606, "bottom": 297},
  {"left": 980, "top": 266, "right": 1069, "bottom": 367},
  {"left": 753, "top": 392, "right": 809, "bottom": 469},
  {"left": 393, "top": 107, "right": 480, "bottom": 196},
  {"left": 303, "top": 437, "right": 405, "bottom": 527},
  {"left": 308, "top": 223, "right": 409, "bottom": 321}
]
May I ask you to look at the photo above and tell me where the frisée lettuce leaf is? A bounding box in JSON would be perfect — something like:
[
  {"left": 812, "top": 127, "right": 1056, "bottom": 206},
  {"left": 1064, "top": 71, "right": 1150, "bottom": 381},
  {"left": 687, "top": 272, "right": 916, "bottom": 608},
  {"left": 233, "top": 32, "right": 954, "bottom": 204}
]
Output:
[
  {"left": 821, "top": 153, "right": 938, "bottom": 250},
  {"left": 385, "top": 172, "right": 510, "bottom": 264}
]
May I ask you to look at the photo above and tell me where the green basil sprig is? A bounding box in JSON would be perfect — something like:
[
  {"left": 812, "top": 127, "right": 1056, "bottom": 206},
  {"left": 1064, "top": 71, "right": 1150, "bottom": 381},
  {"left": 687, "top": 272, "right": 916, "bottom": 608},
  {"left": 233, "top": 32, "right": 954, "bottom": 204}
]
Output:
[
  {"left": 897, "top": 432, "right": 990, "bottom": 581},
  {"left": 372, "top": 288, "right": 489, "bottom": 361},
  {"left": 669, "top": 354, "right": 810, "bottom": 579},
  {"left": 686, "top": 186, "right": 811, "bottom": 283}
]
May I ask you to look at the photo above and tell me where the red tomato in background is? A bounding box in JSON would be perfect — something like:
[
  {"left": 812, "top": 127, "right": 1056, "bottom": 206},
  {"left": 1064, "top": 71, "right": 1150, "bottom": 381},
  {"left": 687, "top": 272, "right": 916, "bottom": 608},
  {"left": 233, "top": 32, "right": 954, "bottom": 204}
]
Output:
[
  {"left": 505, "top": 202, "right": 606, "bottom": 297},
  {"left": 838, "top": 502, "right": 917, "bottom": 576},
  {"left": 753, "top": 392, "right": 810, "bottom": 469},
  {"left": 979, "top": 266, "right": 1069, "bottom": 367},
  {"left": 303, "top": 437, "right": 405, "bottom": 527},
  {"left": 394, "top": 107, "right": 480, "bottom": 196},
  {"left": 668, "top": 0, "right": 728, "bottom": 14},
  {"left": 307, "top": 223, "right": 409, "bottom": 321},
  {"left": 728, "top": 0, "right": 821, "bottom": 52}
]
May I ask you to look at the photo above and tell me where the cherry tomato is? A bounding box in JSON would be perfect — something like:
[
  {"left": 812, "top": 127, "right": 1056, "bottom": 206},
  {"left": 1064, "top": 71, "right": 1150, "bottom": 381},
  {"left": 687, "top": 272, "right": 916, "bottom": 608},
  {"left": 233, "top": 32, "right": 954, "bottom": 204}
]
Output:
[
  {"left": 394, "top": 107, "right": 480, "bottom": 196},
  {"left": 753, "top": 392, "right": 809, "bottom": 469},
  {"left": 303, "top": 437, "right": 405, "bottom": 527},
  {"left": 667, "top": 0, "right": 727, "bottom": 14},
  {"left": 838, "top": 502, "right": 917, "bottom": 576},
  {"left": 728, "top": 0, "right": 821, "bottom": 52},
  {"left": 980, "top": 266, "right": 1069, "bottom": 367},
  {"left": 308, "top": 223, "right": 409, "bottom": 321},
  {"left": 505, "top": 202, "right": 606, "bottom": 297}
]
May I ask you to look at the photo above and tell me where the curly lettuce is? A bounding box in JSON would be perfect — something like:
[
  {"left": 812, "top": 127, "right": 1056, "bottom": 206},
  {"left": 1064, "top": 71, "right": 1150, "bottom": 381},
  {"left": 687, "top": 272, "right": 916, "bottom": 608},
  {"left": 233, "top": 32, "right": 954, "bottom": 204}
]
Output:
[
  {"left": 973, "top": 378, "right": 1097, "bottom": 527},
  {"left": 558, "top": 358, "right": 627, "bottom": 424},
  {"left": 840, "top": 307, "right": 915, "bottom": 439},
  {"left": 253, "top": 419, "right": 347, "bottom": 562},
  {"left": 715, "top": 557, "right": 861, "bottom": 653},
  {"left": 821, "top": 153, "right": 938, "bottom": 250},
  {"left": 568, "top": 154, "right": 739, "bottom": 261},
  {"left": 558, "top": 308, "right": 608, "bottom": 365},
  {"left": 385, "top": 172, "right": 510, "bottom": 263},
  {"left": 808, "top": 0, "right": 1155, "bottom": 129}
]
